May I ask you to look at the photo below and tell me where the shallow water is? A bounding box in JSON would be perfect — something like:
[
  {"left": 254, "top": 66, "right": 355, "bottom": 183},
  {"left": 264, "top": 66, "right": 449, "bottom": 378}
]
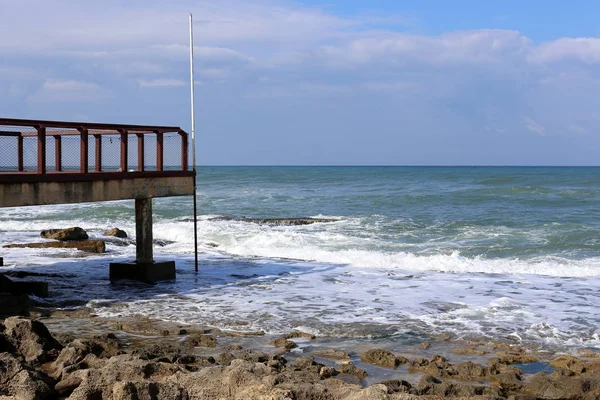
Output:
[{"left": 2, "top": 166, "right": 600, "bottom": 350}]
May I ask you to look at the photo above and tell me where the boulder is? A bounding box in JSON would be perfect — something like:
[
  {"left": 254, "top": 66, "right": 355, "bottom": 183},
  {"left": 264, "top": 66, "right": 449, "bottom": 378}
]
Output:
[
  {"left": 40, "top": 227, "right": 88, "bottom": 241},
  {"left": 0, "top": 353, "right": 55, "bottom": 400},
  {"left": 104, "top": 228, "right": 128, "bottom": 238},
  {"left": 3, "top": 317, "right": 62, "bottom": 365},
  {"left": 360, "top": 349, "right": 405, "bottom": 369},
  {"left": 336, "top": 363, "right": 368, "bottom": 379},
  {"left": 4, "top": 240, "right": 106, "bottom": 253}
]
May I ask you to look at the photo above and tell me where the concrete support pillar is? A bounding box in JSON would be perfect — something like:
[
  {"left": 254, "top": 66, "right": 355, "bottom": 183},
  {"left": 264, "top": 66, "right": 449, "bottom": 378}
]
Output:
[
  {"left": 109, "top": 197, "right": 175, "bottom": 283},
  {"left": 135, "top": 198, "right": 153, "bottom": 264}
]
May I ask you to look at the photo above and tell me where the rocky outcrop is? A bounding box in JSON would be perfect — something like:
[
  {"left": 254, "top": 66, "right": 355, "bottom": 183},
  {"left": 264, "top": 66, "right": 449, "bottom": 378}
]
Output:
[
  {"left": 210, "top": 216, "right": 339, "bottom": 226},
  {"left": 361, "top": 349, "right": 408, "bottom": 369},
  {"left": 4, "top": 240, "right": 106, "bottom": 253},
  {"left": 103, "top": 227, "right": 128, "bottom": 238},
  {"left": 40, "top": 227, "right": 88, "bottom": 241}
]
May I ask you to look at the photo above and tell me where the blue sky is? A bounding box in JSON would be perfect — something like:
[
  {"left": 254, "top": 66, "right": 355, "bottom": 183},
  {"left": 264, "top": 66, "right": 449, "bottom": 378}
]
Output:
[{"left": 1, "top": 0, "right": 600, "bottom": 165}]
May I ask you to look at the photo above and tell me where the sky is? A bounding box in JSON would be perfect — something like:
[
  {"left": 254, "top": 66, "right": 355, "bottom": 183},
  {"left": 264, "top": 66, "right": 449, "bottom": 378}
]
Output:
[{"left": 1, "top": 0, "right": 600, "bottom": 165}]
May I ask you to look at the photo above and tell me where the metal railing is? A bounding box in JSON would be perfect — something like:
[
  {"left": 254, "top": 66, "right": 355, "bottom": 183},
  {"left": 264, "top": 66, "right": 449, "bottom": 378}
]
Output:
[{"left": 0, "top": 118, "right": 191, "bottom": 183}]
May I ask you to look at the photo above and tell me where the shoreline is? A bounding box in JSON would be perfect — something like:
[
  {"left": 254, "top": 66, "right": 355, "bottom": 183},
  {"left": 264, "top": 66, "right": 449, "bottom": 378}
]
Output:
[{"left": 2, "top": 309, "right": 600, "bottom": 399}]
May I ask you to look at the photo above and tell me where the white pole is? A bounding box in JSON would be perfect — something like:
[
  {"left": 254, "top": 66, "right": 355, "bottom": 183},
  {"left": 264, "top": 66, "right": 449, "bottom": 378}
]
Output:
[
  {"left": 189, "top": 13, "right": 199, "bottom": 272},
  {"left": 189, "top": 13, "right": 196, "bottom": 169}
]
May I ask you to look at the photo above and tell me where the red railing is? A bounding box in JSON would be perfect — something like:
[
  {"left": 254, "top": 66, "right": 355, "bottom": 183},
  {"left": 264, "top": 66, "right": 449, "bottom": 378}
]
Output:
[{"left": 0, "top": 118, "right": 192, "bottom": 183}]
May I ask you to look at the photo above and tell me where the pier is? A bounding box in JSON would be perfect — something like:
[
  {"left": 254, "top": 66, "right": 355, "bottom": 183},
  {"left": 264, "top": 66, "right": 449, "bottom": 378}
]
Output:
[{"left": 0, "top": 118, "right": 195, "bottom": 283}]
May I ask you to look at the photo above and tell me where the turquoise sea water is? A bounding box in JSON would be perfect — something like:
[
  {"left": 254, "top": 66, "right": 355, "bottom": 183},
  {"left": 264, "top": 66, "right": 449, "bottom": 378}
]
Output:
[{"left": 1, "top": 166, "right": 600, "bottom": 348}]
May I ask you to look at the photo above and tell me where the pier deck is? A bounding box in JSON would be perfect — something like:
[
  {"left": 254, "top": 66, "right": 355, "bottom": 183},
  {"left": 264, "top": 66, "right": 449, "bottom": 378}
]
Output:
[{"left": 0, "top": 118, "right": 195, "bottom": 283}]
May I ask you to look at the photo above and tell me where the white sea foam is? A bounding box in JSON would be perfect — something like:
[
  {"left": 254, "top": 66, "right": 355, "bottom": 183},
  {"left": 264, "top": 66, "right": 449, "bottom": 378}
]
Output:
[{"left": 2, "top": 204, "right": 600, "bottom": 349}]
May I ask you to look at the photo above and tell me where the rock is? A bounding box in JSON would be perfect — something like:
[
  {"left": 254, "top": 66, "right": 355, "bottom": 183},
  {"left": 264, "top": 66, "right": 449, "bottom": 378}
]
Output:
[
  {"left": 112, "top": 381, "right": 187, "bottom": 400},
  {"left": 0, "top": 352, "right": 55, "bottom": 400},
  {"left": 313, "top": 349, "right": 350, "bottom": 361},
  {"left": 283, "top": 331, "right": 316, "bottom": 340},
  {"left": 183, "top": 333, "right": 216, "bottom": 348},
  {"left": 60, "top": 354, "right": 184, "bottom": 399},
  {"left": 455, "top": 361, "right": 488, "bottom": 379},
  {"left": 452, "top": 347, "right": 489, "bottom": 356},
  {"left": 419, "top": 342, "right": 431, "bottom": 350},
  {"left": 216, "top": 352, "right": 236, "bottom": 366},
  {"left": 48, "top": 338, "right": 119, "bottom": 379},
  {"left": 40, "top": 227, "right": 88, "bottom": 241},
  {"left": 319, "top": 366, "right": 336, "bottom": 378},
  {"left": 4, "top": 240, "right": 106, "bottom": 253},
  {"left": 3, "top": 317, "right": 62, "bottom": 365},
  {"left": 210, "top": 217, "right": 339, "bottom": 226},
  {"left": 378, "top": 379, "right": 413, "bottom": 394},
  {"left": 360, "top": 349, "right": 404, "bottom": 369},
  {"left": 268, "top": 337, "right": 297, "bottom": 350},
  {"left": 336, "top": 363, "right": 368, "bottom": 379},
  {"left": 550, "top": 355, "right": 586, "bottom": 374},
  {"left": 103, "top": 227, "right": 128, "bottom": 238}
]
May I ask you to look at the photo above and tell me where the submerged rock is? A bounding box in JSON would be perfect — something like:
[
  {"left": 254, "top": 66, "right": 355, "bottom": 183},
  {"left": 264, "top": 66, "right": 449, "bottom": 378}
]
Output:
[
  {"left": 210, "top": 216, "right": 339, "bottom": 226},
  {"left": 4, "top": 240, "right": 106, "bottom": 253},
  {"left": 40, "top": 227, "right": 88, "bottom": 241}
]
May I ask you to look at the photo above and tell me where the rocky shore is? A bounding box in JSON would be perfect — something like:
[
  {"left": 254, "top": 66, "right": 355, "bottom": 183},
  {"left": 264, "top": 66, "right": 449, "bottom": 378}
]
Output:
[{"left": 2, "top": 314, "right": 600, "bottom": 400}]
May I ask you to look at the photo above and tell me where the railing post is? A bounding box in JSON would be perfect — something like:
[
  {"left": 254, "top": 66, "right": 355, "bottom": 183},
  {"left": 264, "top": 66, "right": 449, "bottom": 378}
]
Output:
[
  {"left": 54, "top": 135, "right": 62, "bottom": 171},
  {"left": 137, "top": 133, "right": 144, "bottom": 172},
  {"left": 79, "top": 128, "right": 89, "bottom": 173},
  {"left": 179, "top": 130, "right": 189, "bottom": 171},
  {"left": 119, "top": 129, "right": 128, "bottom": 172},
  {"left": 17, "top": 135, "right": 23, "bottom": 172},
  {"left": 36, "top": 125, "right": 46, "bottom": 174},
  {"left": 156, "top": 131, "right": 164, "bottom": 172},
  {"left": 94, "top": 134, "right": 102, "bottom": 172}
]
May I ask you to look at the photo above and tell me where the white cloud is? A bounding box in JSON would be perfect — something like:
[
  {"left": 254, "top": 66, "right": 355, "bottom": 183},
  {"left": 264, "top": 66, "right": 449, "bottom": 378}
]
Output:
[
  {"left": 139, "top": 79, "right": 186, "bottom": 88},
  {"left": 524, "top": 117, "right": 546, "bottom": 136},
  {"left": 530, "top": 38, "right": 600, "bottom": 64},
  {"left": 42, "top": 80, "right": 99, "bottom": 91}
]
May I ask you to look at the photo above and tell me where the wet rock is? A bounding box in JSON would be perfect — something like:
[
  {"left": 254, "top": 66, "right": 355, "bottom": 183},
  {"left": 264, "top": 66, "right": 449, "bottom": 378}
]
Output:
[
  {"left": 452, "top": 347, "right": 490, "bottom": 356},
  {"left": 133, "top": 343, "right": 181, "bottom": 361},
  {"left": 313, "top": 349, "right": 350, "bottom": 361},
  {"left": 103, "top": 227, "right": 128, "bottom": 238},
  {"left": 497, "top": 350, "right": 539, "bottom": 364},
  {"left": 283, "top": 331, "right": 316, "bottom": 340},
  {"left": 210, "top": 216, "right": 339, "bottom": 226},
  {"left": 336, "top": 363, "right": 368, "bottom": 379},
  {"left": 360, "top": 349, "right": 405, "bottom": 369},
  {"left": 550, "top": 355, "right": 586, "bottom": 374},
  {"left": 268, "top": 337, "right": 297, "bottom": 350},
  {"left": 183, "top": 333, "right": 217, "bottom": 348},
  {"left": 455, "top": 361, "right": 488, "bottom": 379},
  {"left": 0, "top": 352, "right": 56, "bottom": 400},
  {"left": 319, "top": 366, "right": 337, "bottom": 378},
  {"left": 3, "top": 317, "right": 62, "bottom": 365},
  {"left": 4, "top": 240, "right": 106, "bottom": 253},
  {"left": 417, "top": 374, "right": 488, "bottom": 397},
  {"left": 378, "top": 379, "right": 413, "bottom": 394},
  {"left": 40, "top": 227, "right": 88, "bottom": 241},
  {"left": 216, "top": 352, "right": 236, "bottom": 366}
]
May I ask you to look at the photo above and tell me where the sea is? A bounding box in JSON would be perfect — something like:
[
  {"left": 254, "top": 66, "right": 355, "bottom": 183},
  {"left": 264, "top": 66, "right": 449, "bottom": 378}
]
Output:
[{"left": 1, "top": 166, "right": 600, "bottom": 351}]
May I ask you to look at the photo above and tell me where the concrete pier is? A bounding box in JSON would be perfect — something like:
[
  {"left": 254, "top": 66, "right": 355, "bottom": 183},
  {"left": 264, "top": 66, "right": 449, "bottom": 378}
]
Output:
[
  {"left": 0, "top": 118, "right": 194, "bottom": 285},
  {"left": 109, "top": 197, "right": 176, "bottom": 283}
]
